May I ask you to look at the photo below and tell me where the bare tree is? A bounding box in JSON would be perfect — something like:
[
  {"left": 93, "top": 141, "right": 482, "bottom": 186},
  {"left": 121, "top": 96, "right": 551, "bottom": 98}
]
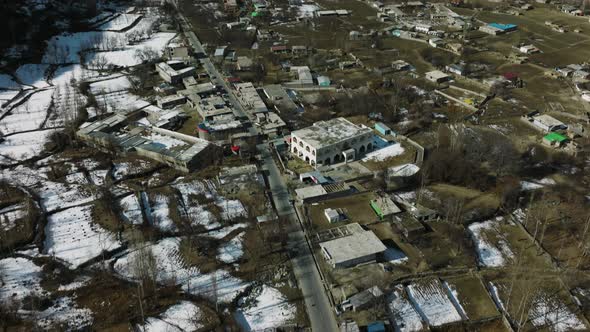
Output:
[
  {"left": 134, "top": 46, "right": 160, "bottom": 64},
  {"left": 89, "top": 54, "right": 112, "bottom": 72}
]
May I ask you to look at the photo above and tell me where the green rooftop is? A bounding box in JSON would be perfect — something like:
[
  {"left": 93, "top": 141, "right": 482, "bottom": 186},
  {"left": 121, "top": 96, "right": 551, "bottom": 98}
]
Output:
[{"left": 544, "top": 132, "right": 568, "bottom": 143}]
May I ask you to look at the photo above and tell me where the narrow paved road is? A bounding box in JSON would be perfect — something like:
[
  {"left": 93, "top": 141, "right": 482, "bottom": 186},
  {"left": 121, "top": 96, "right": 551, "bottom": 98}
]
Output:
[
  {"left": 178, "top": 14, "right": 258, "bottom": 136},
  {"left": 258, "top": 143, "right": 339, "bottom": 332}
]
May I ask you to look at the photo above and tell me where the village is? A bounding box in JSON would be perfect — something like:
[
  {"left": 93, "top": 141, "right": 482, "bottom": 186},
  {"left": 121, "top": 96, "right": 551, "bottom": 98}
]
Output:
[{"left": 0, "top": 0, "right": 590, "bottom": 331}]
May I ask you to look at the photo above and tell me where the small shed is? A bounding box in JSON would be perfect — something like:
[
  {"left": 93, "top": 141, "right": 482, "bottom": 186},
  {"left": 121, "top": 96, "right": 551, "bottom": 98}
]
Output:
[
  {"left": 345, "top": 286, "right": 384, "bottom": 311},
  {"left": 317, "top": 76, "right": 331, "bottom": 86},
  {"left": 370, "top": 196, "right": 401, "bottom": 220},
  {"left": 324, "top": 208, "right": 345, "bottom": 223},
  {"left": 374, "top": 122, "right": 393, "bottom": 136},
  {"left": 426, "top": 70, "right": 451, "bottom": 83},
  {"left": 543, "top": 132, "right": 568, "bottom": 147}
]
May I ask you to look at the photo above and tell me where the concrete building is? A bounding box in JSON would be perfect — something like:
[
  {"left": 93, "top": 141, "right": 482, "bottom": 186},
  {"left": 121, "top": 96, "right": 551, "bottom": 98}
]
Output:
[
  {"left": 446, "top": 63, "right": 468, "bottom": 76},
  {"left": 532, "top": 114, "right": 567, "bottom": 132},
  {"left": 324, "top": 208, "right": 346, "bottom": 223},
  {"left": 166, "top": 45, "right": 189, "bottom": 60},
  {"left": 374, "top": 122, "right": 393, "bottom": 136},
  {"left": 77, "top": 116, "right": 221, "bottom": 172},
  {"left": 319, "top": 225, "right": 387, "bottom": 268},
  {"left": 157, "top": 94, "right": 187, "bottom": 109},
  {"left": 479, "top": 23, "right": 517, "bottom": 35},
  {"left": 343, "top": 286, "right": 384, "bottom": 312},
  {"left": 415, "top": 24, "right": 432, "bottom": 33},
  {"left": 426, "top": 70, "right": 451, "bottom": 83},
  {"left": 234, "top": 82, "right": 268, "bottom": 113},
  {"left": 291, "top": 66, "right": 314, "bottom": 85},
  {"left": 290, "top": 117, "right": 373, "bottom": 167},
  {"left": 156, "top": 61, "right": 196, "bottom": 84},
  {"left": 236, "top": 56, "right": 254, "bottom": 71}
]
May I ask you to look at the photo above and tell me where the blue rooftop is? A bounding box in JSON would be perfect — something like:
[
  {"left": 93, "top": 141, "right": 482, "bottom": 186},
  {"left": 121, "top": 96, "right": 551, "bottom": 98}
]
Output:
[
  {"left": 489, "top": 23, "right": 517, "bottom": 30},
  {"left": 367, "top": 321, "right": 386, "bottom": 332}
]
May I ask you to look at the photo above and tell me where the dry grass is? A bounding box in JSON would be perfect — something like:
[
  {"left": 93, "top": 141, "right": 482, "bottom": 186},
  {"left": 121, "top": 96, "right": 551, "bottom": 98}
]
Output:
[
  {"left": 444, "top": 275, "right": 500, "bottom": 320},
  {"left": 307, "top": 192, "right": 379, "bottom": 231}
]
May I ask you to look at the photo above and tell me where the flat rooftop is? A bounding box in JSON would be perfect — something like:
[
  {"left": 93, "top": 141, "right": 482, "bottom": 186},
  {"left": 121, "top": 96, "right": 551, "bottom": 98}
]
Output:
[
  {"left": 291, "top": 118, "right": 372, "bottom": 149},
  {"left": 320, "top": 229, "right": 386, "bottom": 266}
]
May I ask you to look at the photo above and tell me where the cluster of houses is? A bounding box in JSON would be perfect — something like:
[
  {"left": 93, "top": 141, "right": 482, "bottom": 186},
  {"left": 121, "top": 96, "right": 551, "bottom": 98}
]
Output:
[{"left": 522, "top": 111, "right": 585, "bottom": 154}]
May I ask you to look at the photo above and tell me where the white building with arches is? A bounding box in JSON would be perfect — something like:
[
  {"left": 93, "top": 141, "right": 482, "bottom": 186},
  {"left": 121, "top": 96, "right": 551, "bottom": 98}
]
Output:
[{"left": 290, "top": 118, "right": 374, "bottom": 168}]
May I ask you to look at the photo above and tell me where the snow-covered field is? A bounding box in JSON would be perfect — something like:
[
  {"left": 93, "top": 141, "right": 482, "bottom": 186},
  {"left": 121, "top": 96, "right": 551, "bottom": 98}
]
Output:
[
  {"left": 89, "top": 75, "right": 131, "bottom": 95},
  {"left": 96, "top": 14, "right": 142, "bottom": 31},
  {"left": 363, "top": 143, "right": 405, "bottom": 162},
  {"left": 406, "top": 279, "right": 464, "bottom": 327},
  {"left": 217, "top": 232, "right": 245, "bottom": 264},
  {"left": 0, "top": 257, "right": 44, "bottom": 304},
  {"left": 114, "top": 237, "right": 249, "bottom": 302},
  {"left": 520, "top": 177, "right": 556, "bottom": 191},
  {"left": 146, "top": 193, "right": 176, "bottom": 231},
  {"left": 0, "top": 129, "right": 58, "bottom": 162},
  {"left": 0, "top": 88, "right": 54, "bottom": 134},
  {"left": 141, "top": 301, "right": 203, "bottom": 332},
  {"left": 119, "top": 194, "right": 143, "bottom": 225},
  {"left": 387, "top": 286, "right": 425, "bottom": 332},
  {"left": 234, "top": 285, "right": 296, "bottom": 331},
  {"left": 36, "top": 296, "right": 93, "bottom": 330},
  {"left": 44, "top": 205, "right": 122, "bottom": 268},
  {"left": 529, "top": 293, "right": 586, "bottom": 332},
  {"left": 15, "top": 64, "right": 50, "bottom": 88},
  {"left": 0, "top": 74, "right": 20, "bottom": 90},
  {"left": 468, "top": 217, "right": 514, "bottom": 267},
  {"left": 174, "top": 179, "right": 247, "bottom": 230}
]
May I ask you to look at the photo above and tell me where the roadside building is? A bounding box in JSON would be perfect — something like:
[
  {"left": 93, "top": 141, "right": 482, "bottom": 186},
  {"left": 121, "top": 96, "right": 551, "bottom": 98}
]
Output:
[
  {"left": 425, "top": 70, "right": 451, "bottom": 83},
  {"left": 342, "top": 286, "right": 384, "bottom": 312},
  {"left": 214, "top": 46, "right": 227, "bottom": 61},
  {"left": 234, "top": 82, "right": 268, "bottom": 113},
  {"left": 166, "top": 45, "right": 189, "bottom": 60},
  {"left": 290, "top": 117, "right": 374, "bottom": 167},
  {"left": 319, "top": 225, "right": 387, "bottom": 268},
  {"left": 370, "top": 196, "right": 401, "bottom": 220},
  {"left": 156, "top": 61, "right": 196, "bottom": 84}
]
